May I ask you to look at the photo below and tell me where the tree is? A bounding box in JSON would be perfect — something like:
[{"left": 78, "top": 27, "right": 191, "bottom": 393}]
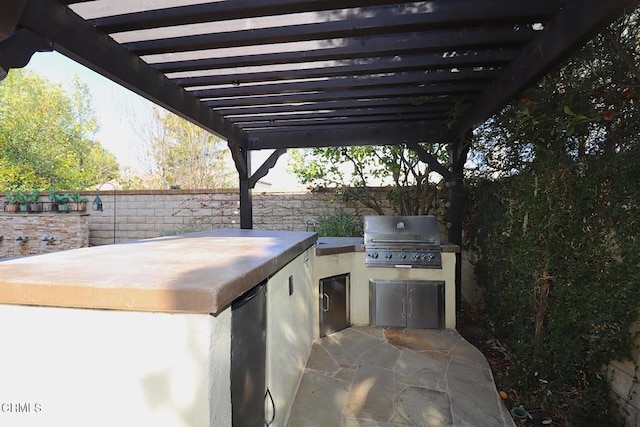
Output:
[
  {"left": 289, "top": 144, "right": 448, "bottom": 215},
  {"left": 470, "top": 11, "right": 640, "bottom": 178},
  {"left": 130, "top": 106, "right": 234, "bottom": 189},
  {"left": 0, "top": 70, "right": 119, "bottom": 190},
  {"left": 464, "top": 10, "right": 640, "bottom": 423}
]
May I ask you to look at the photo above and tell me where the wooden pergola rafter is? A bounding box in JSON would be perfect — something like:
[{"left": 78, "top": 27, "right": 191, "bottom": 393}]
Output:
[{"left": 1, "top": 0, "right": 638, "bottom": 306}]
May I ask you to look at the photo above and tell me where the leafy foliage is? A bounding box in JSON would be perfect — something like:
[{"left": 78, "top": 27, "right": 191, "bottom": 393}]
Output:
[
  {"left": 0, "top": 70, "right": 119, "bottom": 190},
  {"left": 289, "top": 144, "right": 447, "bottom": 215},
  {"left": 466, "top": 11, "right": 640, "bottom": 425},
  {"left": 316, "top": 208, "right": 362, "bottom": 237}
]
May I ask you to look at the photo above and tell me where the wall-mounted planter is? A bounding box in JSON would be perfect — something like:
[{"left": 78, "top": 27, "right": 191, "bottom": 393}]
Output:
[{"left": 69, "top": 202, "right": 87, "bottom": 212}]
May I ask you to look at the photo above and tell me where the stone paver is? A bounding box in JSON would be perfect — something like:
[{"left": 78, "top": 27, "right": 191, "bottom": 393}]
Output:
[
  {"left": 345, "top": 365, "right": 395, "bottom": 421},
  {"left": 307, "top": 341, "right": 340, "bottom": 373},
  {"left": 447, "top": 359, "right": 505, "bottom": 426},
  {"left": 287, "top": 371, "right": 350, "bottom": 427},
  {"left": 288, "top": 326, "right": 515, "bottom": 427},
  {"left": 393, "top": 350, "right": 448, "bottom": 389},
  {"left": 322, "top": 328, "right": 384, "bottom": 365},
  {"left": 359, "top": 343, "right": 401, "bottom": 368},
  {"left": 397, "top": 386, "right": 453, "bottom": 426}
]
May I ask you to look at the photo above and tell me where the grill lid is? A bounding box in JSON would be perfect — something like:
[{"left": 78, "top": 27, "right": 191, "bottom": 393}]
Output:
[
  {"left": 364, "top": 215, "right": 442, "bottom": 268},
  {"left": 364, "top": 215, "right": 441, "bottom": 247}
]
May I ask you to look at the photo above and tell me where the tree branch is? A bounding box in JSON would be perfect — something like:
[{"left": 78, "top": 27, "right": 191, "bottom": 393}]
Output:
[
  {"left": 603, "top": 28, "right": 640, "bottom": 84},
  {"left": 406, "top": 142, "right": 452, "bottom": 180},
  {"left": 342, "top": 149, "right": 385, "bottom": 214}
]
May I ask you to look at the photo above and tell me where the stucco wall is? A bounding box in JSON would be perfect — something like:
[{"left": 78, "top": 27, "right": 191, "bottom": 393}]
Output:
[
  {"left": 0, "top": 304, "right": 231, "bottom": 427},
  {"left": 266, "top": 248, "right": 314, "bottom": 426},
  {"left": 313, "top": 251, "right": 457, "bottom": 330},
  {"left": 608, "top": 331, "right": 640, "bottom": 427}
]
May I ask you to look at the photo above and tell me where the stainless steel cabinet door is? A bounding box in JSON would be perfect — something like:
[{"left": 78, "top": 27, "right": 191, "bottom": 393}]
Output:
[
  {"left": 320, "top": 274, "right": 350, "bottom": 337},
  {"left": 371, "top": 280, "right": 406, "bottom": 327},
  {"left": 407, "top": 281, "right": 443, "bottom": 329}
]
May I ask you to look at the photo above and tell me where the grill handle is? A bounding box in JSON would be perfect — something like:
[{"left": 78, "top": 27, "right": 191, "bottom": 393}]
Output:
[{"left": 369, "top": 238, "right": 437, "bottom": 244}]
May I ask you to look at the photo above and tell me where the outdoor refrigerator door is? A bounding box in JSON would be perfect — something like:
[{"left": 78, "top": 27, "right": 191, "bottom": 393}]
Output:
[
  {"left": 319, "top": 274, "right": 350, "bottom": 337},
  {"left": 231, "top": 281, "right": 267, "bottom": 426}
]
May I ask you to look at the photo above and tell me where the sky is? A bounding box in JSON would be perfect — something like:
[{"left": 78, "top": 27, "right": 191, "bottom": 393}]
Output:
[{"left": 23, "top": 51, "right": 303, "bottom": 190}]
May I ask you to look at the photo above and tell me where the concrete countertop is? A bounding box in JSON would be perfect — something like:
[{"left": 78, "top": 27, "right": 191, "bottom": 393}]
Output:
[
  {"left": 0, "top": 229, "right": 317, "bottom": 315},
  {"left": 315, "top": 237, "right": 365, "bottom": 255},
  {"left": 315, "top": 237, "right": 460, "bottom": 255}
]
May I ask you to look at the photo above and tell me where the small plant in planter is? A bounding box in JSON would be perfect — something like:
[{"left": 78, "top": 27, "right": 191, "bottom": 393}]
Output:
[
  {"left": 55, "top": 193, "right": 70, "bottom": 212},
  {"left": 47, "top": 188, "right": 57, "bottom": 211},
  {"left": 69, "top": 192, "right": 87, "bottom": 211},
  {"left": 15, "top": 190, "right": 29, "bottom": 212},
  {"left": 4, "top": 190, "right": 18, "bottom": 212},
  {"left": 48, "top": 189, "right": 70, "bottom": 212},
  {"left": 26, "top": 189, "right": 42, "bottom": 212}
]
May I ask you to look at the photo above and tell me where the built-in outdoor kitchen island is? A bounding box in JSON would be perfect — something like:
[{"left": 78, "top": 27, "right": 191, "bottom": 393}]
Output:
[{"left": 0, "top": 224, "right": 458, "bottom": 427}]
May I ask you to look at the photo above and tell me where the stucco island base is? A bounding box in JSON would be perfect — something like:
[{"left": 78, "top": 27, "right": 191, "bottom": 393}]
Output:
[{"left": 0, "top": 229, "right": 317, "bottom": 427}]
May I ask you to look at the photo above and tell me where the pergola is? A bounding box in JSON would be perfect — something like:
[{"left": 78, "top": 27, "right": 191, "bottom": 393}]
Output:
[{"left": 1, "top": 0, "right": 638, "bottom": 300}]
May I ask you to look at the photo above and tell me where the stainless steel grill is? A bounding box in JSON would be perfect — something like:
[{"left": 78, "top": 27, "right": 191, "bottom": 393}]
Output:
[{"left": 364, "top": 215, "right": 442, "bottom": 268}]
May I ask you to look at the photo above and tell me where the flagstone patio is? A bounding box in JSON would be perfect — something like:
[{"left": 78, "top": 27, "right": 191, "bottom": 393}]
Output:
[{"left": 288, "top": 326, "right": 515, "bottom": 427}]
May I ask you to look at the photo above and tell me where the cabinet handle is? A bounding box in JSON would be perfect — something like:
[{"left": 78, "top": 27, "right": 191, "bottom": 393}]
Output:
[
  {"left": 401, "top": 297, "right": 406, "bottom": 317},
  {"left": 264, "top": 388, "right": 275, "bottom": 425},
  {"left": 322, "top": 293, "right": 330, "bottom": 312},
  {"left": 408, "top": 298, "right": 413, "bottom": 318}
]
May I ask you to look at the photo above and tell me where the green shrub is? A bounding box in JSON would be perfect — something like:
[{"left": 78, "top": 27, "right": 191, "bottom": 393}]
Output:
[
  {"left": 316, "top": 209, "right": 361, "bottom": 237},
  {"left": 466, "top": 146, "right": 640, "bottom": 424}
]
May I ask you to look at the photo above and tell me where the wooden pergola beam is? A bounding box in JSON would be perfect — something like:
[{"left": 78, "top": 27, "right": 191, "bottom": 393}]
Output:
[
  {"left": 447, "top": 0, "right": 640, "bottom": 141},
  {"left": 17, "top": 0, "right": 247, "bottom": 148}
]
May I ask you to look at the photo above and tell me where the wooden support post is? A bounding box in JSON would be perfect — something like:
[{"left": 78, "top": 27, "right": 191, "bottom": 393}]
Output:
[
  {"left": 238, "top": 146, "right": 253, "bottom": 229},
  {"left": 235, "top": 146, "right": 286, "bottom": 229},
  {"left": 446, "top": 131, "right": 471, "bottom": 314}
]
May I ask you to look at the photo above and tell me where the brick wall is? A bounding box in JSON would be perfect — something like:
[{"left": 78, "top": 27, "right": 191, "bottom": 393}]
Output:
[
  {"left": 1, "top": 187, "right": 447, "bottom": 249},
  {"left": 76, "top": 188, "right": 395, "bottom": 246},
  {"left": 0, "top": 213, "right": 89, "bottom": 258}
]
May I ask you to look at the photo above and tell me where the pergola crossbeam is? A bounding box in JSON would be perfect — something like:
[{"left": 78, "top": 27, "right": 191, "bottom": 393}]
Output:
[
  {"left": 447, "top": 0, "right": 640, "bottom": 141},
  {"left": 17, "top": 0, "right": 247, "bottom": 148}
]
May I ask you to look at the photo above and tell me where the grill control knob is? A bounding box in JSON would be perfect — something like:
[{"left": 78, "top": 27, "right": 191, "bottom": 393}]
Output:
[
  {"left": 373, "top": 252, "right": 379, "bottom": 259},
  {"left": 426, "top": 253, "right": 435, "bottom": 261},
  {"left": 399, "top": 252, "right": 407, "bottom": 259},
  {"left": 385, "top": 253, "right": 392, "bottom": 259},
  {"left": 413, "top": 253, "right": 420, "bottom": 260}
]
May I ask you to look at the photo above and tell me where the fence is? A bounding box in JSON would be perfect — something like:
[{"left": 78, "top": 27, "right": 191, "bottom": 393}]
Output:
[{"left": 2, "top": 188, "right": 395, "bottom": 248}]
